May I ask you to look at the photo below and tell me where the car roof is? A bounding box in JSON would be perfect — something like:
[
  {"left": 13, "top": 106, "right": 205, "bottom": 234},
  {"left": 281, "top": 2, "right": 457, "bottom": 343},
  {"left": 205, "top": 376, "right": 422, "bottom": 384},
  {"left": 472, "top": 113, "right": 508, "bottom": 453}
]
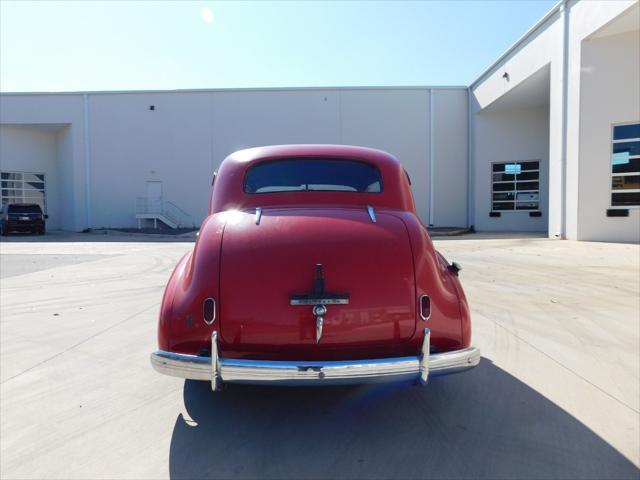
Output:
[
  {"left": 211, "top": 144, "right": 416, "bottom": 214},
  {"left": 224, "top": 144, "right": 402, "bottom": 168}
]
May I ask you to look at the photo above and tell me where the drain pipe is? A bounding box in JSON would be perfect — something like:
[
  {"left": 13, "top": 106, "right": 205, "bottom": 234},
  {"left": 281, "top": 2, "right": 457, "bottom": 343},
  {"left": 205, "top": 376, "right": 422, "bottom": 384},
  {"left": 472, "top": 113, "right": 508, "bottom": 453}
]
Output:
[
  {"left": 428, "top": 89, "right": 435, "bottom": 227},
  {"left": 466, "top": 87, "right": 473, "bottom": 230},
  {"left": 83, "top": 94, "right": 92, "bottom": 230}
]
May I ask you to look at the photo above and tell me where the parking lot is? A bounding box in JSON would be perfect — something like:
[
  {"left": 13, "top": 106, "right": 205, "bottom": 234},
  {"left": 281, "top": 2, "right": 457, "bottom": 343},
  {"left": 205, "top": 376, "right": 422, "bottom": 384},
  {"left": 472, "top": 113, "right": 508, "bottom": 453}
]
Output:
[{"left": 1, "top": 231, "right": 638, "bottom": 479}]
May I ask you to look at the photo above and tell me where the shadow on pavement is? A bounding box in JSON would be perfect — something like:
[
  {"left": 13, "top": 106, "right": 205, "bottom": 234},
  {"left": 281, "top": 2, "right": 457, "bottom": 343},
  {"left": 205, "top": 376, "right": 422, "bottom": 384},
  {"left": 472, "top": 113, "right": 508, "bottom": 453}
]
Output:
[{"left": 168, "top": 359, "right": 639, "bottom": 479}]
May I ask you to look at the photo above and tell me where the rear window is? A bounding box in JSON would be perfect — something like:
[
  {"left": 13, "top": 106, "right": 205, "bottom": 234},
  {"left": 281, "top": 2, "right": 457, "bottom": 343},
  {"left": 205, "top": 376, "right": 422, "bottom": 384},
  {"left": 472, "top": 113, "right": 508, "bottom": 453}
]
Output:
[
  {"left": 244, "top": 159, "right": 383, "bottom": 194},
  {"left": 8, "top": 204, "right": 42, "bottom": 214}
]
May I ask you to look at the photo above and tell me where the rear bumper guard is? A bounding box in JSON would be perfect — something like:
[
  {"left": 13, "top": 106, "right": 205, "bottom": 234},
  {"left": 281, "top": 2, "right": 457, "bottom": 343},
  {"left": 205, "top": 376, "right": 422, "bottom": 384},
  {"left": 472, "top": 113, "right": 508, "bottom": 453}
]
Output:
[{"left": 150, "top": 329, "right": 480, "bottom": 390}]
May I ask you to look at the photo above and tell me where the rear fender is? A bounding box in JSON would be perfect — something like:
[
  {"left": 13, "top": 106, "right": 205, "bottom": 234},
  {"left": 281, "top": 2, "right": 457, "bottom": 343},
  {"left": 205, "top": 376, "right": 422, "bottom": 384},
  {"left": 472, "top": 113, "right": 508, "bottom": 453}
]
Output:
[
  {"left": 157, "top": 251, "right": 189, "bottom": 351},
  {"left": 436, "top": 251, "right": 472, "bottom": 348},
  {"left": 394, "top": 212, "right": 469, "bottom": 351},
  {"left": 159, "top": 214, "right": 226, "bottom": 354}
]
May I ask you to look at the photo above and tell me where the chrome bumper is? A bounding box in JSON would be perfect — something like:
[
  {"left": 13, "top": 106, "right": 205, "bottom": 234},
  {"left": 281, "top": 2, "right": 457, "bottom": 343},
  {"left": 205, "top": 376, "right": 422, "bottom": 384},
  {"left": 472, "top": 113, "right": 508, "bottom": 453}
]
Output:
[{"left": 150, "top": 329, "right": 480, "bottom": 390}]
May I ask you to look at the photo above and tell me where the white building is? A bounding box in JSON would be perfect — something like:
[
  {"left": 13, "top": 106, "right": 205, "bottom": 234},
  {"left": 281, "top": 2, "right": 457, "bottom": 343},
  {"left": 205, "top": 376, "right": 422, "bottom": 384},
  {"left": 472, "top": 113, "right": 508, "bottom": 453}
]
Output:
[{"left": 0, "top": 0, "right": 638, "bottom": 242}]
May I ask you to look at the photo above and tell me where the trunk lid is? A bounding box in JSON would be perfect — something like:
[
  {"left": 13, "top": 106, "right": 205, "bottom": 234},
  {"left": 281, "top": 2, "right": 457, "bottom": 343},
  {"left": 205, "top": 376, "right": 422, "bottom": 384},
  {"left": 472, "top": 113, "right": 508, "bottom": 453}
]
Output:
[{"left": 219, "top": 207, "right": 416, "bottom": 352}]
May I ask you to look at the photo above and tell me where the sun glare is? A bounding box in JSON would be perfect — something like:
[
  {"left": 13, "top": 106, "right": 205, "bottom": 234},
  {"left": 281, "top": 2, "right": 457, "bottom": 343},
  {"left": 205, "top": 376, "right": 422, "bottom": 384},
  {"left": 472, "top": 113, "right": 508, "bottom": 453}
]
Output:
[{"left": 201, "top": 6, "right": 214, "bottom": 24}]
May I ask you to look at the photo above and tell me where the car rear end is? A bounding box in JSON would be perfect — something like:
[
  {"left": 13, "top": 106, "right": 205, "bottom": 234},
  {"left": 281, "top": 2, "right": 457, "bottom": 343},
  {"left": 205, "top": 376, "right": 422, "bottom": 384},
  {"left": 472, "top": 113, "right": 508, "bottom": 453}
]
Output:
[
  {"left": 2, "top": 204, "right": 46, "bottom": 235},
  {"left": 151, "top": 146, "right": 479, "bottom": 389}
]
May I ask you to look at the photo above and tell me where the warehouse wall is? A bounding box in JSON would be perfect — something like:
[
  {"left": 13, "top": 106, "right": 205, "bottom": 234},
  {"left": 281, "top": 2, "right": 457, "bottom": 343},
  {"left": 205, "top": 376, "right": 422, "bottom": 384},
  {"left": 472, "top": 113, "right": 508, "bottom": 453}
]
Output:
[
  {"left": 469, "top": 8, "right": 562, "bottom": 236},
  {"left": 470, "top": 0, "right": 638, "bottom": 241},
  {"left": 432, "top": 89, "right": 468, "bottom": 227},
  {"left": 473, "top": 106, "right": 550, "bottom": 232},
  {"left": 0, "top": 88, "right": 468, "bottom": 231},
  {"left": 88, "top": 92, "right": 215, "bottom": 229},
  {"left": 0, "top": 125, "right": 61, "bottom": 229},
  {"left": 339, "top": 89, "right": 431, "bottom": 223},
  {"left": 0, "top": 94, "right": 87, "bottom": 230},
  {"left": 564, "top": 0, "right": 639, "bottom": 241},
  {"left": 84, "top": 88, "right": 467, "bottom": 229},
  {"left": 55, "top": 126, "right": 77, "bottom": 231},
  {"left": 577, "top": 29, "right": 640, "bottom": 242}
]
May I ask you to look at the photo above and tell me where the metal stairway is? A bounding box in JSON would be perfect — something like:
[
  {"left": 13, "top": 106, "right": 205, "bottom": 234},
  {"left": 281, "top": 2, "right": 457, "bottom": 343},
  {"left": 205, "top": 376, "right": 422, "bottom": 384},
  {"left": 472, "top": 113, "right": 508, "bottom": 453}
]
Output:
[{"left": 135, "top": 198, "right": 194, "bottom": 229}]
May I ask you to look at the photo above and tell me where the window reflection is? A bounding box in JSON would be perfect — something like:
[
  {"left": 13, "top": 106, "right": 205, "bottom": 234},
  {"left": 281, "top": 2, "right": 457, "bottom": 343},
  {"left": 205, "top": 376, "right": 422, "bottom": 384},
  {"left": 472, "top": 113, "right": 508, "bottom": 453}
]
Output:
[
  {"left": 491, "top": 161, "right": 540, "bottom": 213},
  {"left": 611, "top": 123, "right": 640, "bottom": 207}
]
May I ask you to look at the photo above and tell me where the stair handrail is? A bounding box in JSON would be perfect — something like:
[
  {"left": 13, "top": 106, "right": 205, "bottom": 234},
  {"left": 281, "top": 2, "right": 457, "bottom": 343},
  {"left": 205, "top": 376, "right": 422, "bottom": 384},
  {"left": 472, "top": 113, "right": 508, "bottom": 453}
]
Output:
[
  {"left": 135, "top": 197, "right": 194, "bottom": 228},
  {"left": 163, "top": 200, "right": 195, "bottom": 228}
]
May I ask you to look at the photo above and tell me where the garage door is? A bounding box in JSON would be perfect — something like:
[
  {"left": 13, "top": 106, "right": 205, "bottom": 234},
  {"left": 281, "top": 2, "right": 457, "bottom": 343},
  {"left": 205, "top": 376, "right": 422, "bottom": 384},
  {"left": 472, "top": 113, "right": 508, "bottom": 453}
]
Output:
[{"left": 1, "top": 171, "right": 47, "bottom": 212}]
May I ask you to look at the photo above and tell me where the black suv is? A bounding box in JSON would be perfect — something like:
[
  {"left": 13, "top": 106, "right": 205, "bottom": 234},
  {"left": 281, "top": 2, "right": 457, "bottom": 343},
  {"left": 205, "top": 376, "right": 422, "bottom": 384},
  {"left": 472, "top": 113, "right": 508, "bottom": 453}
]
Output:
[{"left": 0, "top": 203, "right": 48, "bottom": 235}]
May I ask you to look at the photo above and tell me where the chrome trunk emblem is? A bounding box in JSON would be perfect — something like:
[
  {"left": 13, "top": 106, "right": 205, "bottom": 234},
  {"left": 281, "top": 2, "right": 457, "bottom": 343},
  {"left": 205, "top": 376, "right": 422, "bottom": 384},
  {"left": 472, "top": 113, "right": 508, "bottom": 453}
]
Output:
[{"left": 290, "top": 264, "right": 349, "bottom": 344}]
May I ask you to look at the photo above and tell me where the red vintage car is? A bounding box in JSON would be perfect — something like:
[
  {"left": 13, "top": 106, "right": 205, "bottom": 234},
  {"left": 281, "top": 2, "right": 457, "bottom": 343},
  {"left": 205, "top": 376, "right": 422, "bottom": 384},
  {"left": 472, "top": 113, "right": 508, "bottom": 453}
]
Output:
[{"left": 151, "top": 145, "right": 479, "bottom": 389}]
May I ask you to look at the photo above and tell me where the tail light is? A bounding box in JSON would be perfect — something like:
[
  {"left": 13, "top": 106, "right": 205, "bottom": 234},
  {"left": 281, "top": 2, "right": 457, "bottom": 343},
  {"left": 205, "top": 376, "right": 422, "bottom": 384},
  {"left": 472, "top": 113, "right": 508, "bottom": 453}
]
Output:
[
  {"left": 203, "top": 297, "right": 216, "bottom": 324},
  {"left": 419, "top": 294, "right": 431, "bottom": 321}
]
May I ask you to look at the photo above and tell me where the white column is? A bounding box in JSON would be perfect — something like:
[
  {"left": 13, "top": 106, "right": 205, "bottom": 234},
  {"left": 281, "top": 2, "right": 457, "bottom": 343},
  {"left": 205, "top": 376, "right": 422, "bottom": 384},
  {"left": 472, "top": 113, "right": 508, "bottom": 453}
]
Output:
[{"left": 548, "top": 2, "right": 570, "bottom": 239}]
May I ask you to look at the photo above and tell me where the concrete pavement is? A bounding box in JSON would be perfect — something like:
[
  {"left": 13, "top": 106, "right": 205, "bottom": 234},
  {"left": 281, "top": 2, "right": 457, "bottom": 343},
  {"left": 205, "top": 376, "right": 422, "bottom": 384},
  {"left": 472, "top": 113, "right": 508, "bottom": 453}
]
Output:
[{"left": 0, "top": 231, "right": 638, "bottom": 479}]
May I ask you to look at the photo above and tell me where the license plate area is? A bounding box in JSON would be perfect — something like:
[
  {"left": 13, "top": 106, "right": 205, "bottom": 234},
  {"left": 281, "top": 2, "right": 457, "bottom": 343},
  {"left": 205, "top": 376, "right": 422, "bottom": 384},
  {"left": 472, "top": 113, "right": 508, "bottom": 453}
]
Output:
[{"left": 19, "top": 216, "right": 30, "bottom": 221}]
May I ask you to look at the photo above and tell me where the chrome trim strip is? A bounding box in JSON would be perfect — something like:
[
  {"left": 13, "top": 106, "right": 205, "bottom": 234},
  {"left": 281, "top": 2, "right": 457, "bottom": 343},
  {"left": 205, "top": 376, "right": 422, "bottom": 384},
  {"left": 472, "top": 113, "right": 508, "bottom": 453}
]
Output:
[
  {"left": 419, "top": 294, "right": 431, "bottom": 321},
  {"left": 150, "top": 342, "right": 480, "bottom": 387},
  {"left": 255, "top": 207, "right": 263, "bottom": 225},
  {"left": 289, "top": 298, "right": 349, "bottom": 305},
  {"left": 367, "top": 205, "right": 376, "bottom": 223},
  {"left": 203, "top": 297, "right": 216, "bottom": 325}
]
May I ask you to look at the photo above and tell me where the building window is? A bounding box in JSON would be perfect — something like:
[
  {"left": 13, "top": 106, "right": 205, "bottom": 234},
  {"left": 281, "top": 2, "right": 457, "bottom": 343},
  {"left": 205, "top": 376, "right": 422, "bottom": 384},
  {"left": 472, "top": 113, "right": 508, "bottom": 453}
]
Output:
[
  {"left": 611, "top": 122, "right": 640, "bottom": 207},
  {"left": 491, "top": 161, "right": 540, "bottom": 211},
  {"left": 1, "top": 171, "right": 47, "bottom": 212}
]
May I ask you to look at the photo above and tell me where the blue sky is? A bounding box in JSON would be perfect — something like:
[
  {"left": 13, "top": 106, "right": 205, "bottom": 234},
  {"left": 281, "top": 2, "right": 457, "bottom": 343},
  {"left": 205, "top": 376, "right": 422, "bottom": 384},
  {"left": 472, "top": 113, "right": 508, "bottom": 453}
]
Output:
[{"left": 0, "top": 0, "right": 557, "bottom": 92}]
